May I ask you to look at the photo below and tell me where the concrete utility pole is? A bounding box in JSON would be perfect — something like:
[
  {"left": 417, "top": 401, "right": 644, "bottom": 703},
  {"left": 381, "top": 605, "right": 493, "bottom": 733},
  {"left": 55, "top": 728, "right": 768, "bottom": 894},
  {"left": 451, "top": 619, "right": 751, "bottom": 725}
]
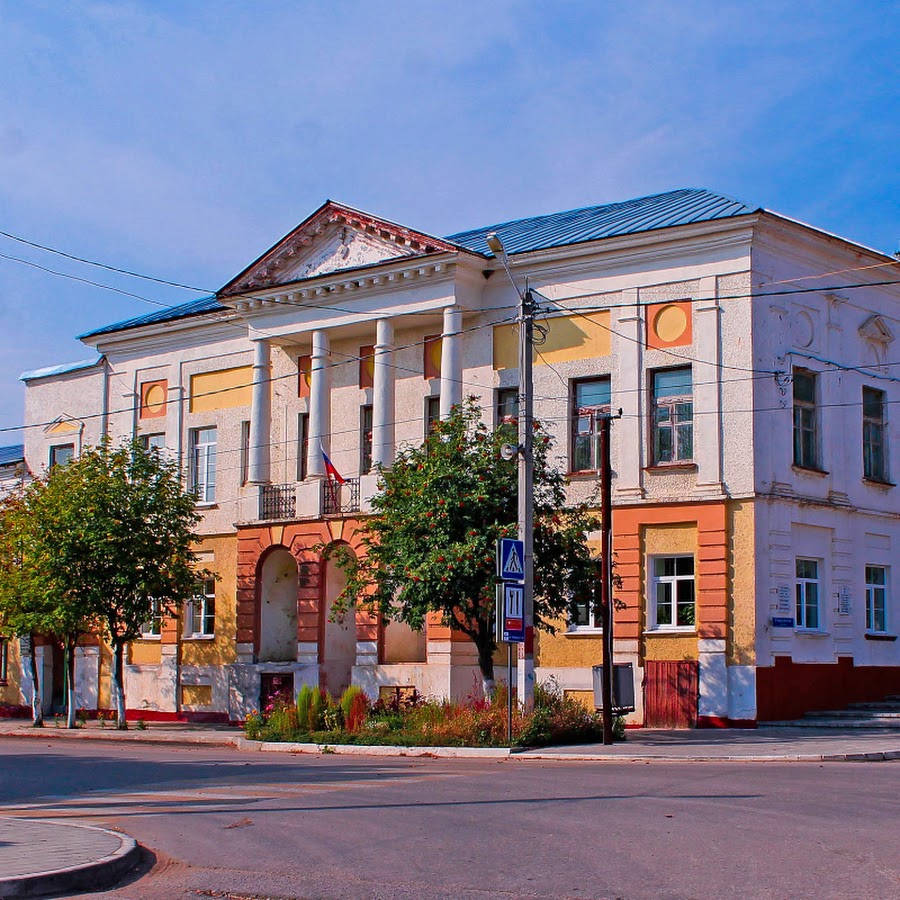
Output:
[
  {"left": 486, "top": 232, "right": 535, "bottom": 712},
  {"left": 598, "top": 414, "right": 614, "bottom": 744}
]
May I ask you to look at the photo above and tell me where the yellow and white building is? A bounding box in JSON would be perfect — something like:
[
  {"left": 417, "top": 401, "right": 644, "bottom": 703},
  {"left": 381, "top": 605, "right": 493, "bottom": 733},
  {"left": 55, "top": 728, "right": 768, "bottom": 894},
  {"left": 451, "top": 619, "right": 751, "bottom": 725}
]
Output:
[{"left": 3, "top": 188, "right": 898, "bottom": 726}]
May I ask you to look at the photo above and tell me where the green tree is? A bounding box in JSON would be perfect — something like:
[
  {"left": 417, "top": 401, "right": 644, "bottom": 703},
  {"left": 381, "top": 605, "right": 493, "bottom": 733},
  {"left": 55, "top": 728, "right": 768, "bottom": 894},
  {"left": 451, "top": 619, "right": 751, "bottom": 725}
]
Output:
[
  {"left": 0, "top": 440, "right": 204, "bottom": 728},
  {"left": 333, "top": 398, "right": 599, "bottom": 695}
]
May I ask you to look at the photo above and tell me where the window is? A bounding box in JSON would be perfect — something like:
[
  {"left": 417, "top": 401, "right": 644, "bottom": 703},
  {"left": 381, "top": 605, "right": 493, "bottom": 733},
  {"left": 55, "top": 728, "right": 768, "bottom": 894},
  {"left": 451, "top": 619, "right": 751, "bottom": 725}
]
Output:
[
  {"left": 425, "top": 396, "right": 440, "bottom": 435},
  {"left": 141, "top": 599, "right": 162, "bottom": 638},
  {"left": 239, "top": 420, "right": 251, "bottom": 486},
  {"left": 496, "top": 388, "right": 519, "bottom": 426},
  {"left": 863, "top": 387, "right": 887, "bottom": 481},
  {"left": 297, "top": 413, "right": 309, "bottom": 481},
  {"left": 793, "top": 369, "right": 819, "bottom": 469},
  {"left": 0, "top": 637, "right": 8, "bottom": 684},
  {"left": 360, "top": 405, "right": 373, "bottom": 475},
  {"left": 572, "top": 378, "right": 611, "bottom": 472},
  {"left": 139, "top": 433, "right": 166, "bottom": 453},
  {"left": 49, "top": 444, "right": 74, "bottom": 468},
  {"left": 795, "top": 558, "right": 820, "bottom": 629},
  {"left": 186, "top": 578, "right": 216, "bottom": 638},
  {"left": 569, "top": 578, "right": 601, "bottom": 630},
  {"left": 865, "top": 566, "right": 889, "bottom": 633},
  {"left": 189, "top": 427, "right": 217, "bottom": 503},
  {"left": 650, "top": 555, "right": 695, "bottom": 629},
  {"left": 651, "top": 368, "right": 693, "bottom": 465}
]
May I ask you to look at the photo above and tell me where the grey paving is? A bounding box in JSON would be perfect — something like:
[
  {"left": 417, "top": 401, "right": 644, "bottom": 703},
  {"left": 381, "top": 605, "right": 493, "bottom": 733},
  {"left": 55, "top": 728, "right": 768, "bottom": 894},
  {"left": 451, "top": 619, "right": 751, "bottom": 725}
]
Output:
[{"left": 0, "top": 818, "right": 139, "bottom": 897}]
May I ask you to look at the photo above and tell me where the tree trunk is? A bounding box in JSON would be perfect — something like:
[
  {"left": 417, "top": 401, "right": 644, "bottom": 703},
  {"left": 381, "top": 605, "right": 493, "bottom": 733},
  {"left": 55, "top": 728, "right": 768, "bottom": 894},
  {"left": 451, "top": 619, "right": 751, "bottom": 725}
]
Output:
[
  {"left": 475, "top": 637, "right": 496, "bottom": 701},
  {"left": 27, "top": 636, "right": 43, "bottom": 727},
  {"left": 65, "top": 638, "right": 77, "bottom": 729},
  {"left": 112, "top": 640, "right": 127, "bottom": 730}
]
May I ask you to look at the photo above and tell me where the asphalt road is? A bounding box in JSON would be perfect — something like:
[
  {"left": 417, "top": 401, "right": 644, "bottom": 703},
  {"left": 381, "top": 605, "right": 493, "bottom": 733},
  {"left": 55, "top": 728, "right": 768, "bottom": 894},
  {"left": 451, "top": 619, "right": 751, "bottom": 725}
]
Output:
[{"left": 1, "top": 739, "right": 897, "bottom": 900}]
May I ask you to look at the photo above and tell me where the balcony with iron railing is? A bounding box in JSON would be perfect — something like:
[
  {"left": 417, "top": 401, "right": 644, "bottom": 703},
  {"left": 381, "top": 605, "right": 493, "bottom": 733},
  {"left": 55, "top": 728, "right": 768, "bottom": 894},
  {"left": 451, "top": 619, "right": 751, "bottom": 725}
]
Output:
[{"left": 253, "top": 476, "right": 368, "bottom": 523}]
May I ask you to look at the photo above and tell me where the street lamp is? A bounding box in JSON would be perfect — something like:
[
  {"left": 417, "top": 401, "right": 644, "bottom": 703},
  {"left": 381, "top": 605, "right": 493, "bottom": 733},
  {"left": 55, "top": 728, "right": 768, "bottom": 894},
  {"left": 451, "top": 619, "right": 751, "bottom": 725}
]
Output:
[{"left": 486, "top": 232, "right": 535, "bottom": 712}]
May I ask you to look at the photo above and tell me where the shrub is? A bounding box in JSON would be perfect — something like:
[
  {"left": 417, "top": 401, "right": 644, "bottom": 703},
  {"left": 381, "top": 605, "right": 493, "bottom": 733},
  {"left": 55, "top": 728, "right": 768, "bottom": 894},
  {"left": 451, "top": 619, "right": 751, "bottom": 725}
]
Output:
[
  {"left": 307, "top": 688, "right": 326, "bottom": 732},
  {"left": 296, "top": 684, "right": 315, "bottom": 731},
  {"left": 341, "top": 686, "right": 369, "bottom": 733}
]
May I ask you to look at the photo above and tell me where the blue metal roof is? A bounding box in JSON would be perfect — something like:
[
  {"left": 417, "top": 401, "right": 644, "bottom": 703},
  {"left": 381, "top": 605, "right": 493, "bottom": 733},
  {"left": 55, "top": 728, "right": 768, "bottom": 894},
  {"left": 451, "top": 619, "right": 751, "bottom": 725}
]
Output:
[
  {"left": 0, "top": 444, "right": 24, "bottom": 467},
  {"left": 78, "top": 295, "right": 224, "bottom": 340},
  {"left": 20, "top": 357, "right": 103, "bottom": 382},
  {"left": 446, "top": 188, "right": 756, "bottom": 256},
  {"left": 81, "top": 190, "right": 754, "bottom": 339}
]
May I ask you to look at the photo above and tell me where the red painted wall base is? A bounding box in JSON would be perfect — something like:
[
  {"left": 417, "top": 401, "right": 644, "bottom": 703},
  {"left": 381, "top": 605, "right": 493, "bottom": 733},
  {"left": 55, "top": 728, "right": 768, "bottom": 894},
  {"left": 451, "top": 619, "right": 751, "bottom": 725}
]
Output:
[
  {"left": 124, "top": 709, "right": 230, "bottom": 724},
  {"left": 696, "top": 716, "right": 757, "bottom": 729},
  {"left": 757, "top": 656, "right": 900, "bottom": 721}
]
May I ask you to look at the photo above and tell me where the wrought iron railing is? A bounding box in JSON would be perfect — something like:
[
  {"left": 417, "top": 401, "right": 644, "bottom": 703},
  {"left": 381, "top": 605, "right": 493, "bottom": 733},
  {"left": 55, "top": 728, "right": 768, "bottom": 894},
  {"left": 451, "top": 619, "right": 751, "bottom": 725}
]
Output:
[
  {"left": 323, "top": 477, "right": 360, "bottom": 515},
  {"left": 259, "top": 483, "right": 296, "bottom": 520}
]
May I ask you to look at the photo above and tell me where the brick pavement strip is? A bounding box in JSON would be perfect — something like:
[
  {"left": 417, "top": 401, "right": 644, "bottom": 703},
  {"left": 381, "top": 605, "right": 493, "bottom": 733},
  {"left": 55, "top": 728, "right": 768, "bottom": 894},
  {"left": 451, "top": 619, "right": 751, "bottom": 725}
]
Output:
[{"left": 0, "top": 818, "right": 140, "bottom": 898}]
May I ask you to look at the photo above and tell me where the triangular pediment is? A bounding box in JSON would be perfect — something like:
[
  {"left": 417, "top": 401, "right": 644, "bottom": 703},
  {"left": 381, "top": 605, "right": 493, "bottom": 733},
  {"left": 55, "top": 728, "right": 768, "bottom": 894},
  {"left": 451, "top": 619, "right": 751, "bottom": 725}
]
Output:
[
  {"left": 859, "top": 314, "right": 894, "bottom": 346},
  {"left": 44, "top": 416, "right": 83, "bottom": 436},
  {"left": 219, "top": 201, "right": 460, "bottom": 297}
]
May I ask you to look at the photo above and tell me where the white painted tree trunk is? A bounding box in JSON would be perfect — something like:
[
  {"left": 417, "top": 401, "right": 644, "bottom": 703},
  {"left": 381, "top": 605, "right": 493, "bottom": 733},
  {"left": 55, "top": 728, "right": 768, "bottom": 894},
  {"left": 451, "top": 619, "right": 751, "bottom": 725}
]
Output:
[
  {"left": 65, "top": 642, "right": 76, "bottom": 729},
  {"left": 112, "top": 642, "right": 127, "bottom": 729},
  {"left": 27, "top": 641, "right": 43, "bottom": 727}
]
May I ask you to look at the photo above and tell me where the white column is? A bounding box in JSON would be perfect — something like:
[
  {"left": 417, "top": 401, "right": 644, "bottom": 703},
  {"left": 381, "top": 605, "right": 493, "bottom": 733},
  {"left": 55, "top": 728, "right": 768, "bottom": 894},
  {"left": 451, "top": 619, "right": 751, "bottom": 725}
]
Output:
[
  {"left": 372, "top": 318, "right": 395, "bottom": 468},
  {"left": 694, "top": 276, "right": 723, "bottom": 491},
  {"left": 615, "top": 289, "right": 645, "bottom": 498},
  {"left": 307, "top": 330, "right": 331, "bottom": 478},
  {"left": 248, "top": 339, "right": 271, "bottom": 484},
  {"left": 439, "top": 306, "right": 463, "bottom": 418}
]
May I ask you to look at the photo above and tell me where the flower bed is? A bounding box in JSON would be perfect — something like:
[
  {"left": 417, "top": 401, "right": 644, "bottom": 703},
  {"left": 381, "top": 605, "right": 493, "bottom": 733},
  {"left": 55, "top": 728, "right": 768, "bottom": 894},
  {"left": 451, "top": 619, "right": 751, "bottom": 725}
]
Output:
[{"left": 245, "top": 682, "right": 625, "bottom": 748}]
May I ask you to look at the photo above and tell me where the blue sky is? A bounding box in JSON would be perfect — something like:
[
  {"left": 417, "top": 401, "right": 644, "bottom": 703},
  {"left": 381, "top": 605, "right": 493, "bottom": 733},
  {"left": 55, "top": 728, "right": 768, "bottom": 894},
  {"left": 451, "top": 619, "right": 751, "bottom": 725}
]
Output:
[{"left": 1, "top": 0, "right": 898, "bottom": 436}]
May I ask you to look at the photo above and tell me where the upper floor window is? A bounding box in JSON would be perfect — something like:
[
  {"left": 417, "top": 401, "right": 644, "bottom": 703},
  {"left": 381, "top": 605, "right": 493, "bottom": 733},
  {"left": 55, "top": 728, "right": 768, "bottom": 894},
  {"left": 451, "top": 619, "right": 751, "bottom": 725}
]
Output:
[
  {"left": 650, "top": 555, "right": 695, "bottom": 629},
  {"left": 572, "top": 378, "right": 611, "bottom": 472},
  {"left": 496, "top": 388, "right": 519, "bottom": 427},
  {"left": 189, "top": 427, "right": 217, "bottom": 503},
  {"left": 862, "top": 387, "right": 887, "bottom": 482},
  {"left": 49, "top": 444, "right": 74, "bottom": 468},
  {"left": 795, "top": 558, "right": 820, "bottom": 630},
  {"left": 186, "top": 578, "right": 216, "bottom": 638},
  {"left": 865, "top": 565, "right": 889, "bottom": 634},
  {"left": 360, "top": 405, "right": 374, "bottom": 475},
  {"left": 652, "top": 368, "right": 693, "bottom": 465},
  {"left": 297, "top": 413, "right": 309, "bottom": 482},
  {"left": 139, "top": 433, "right": 166, "bottom": 454},
  {"left": 792, "top": 369, "right": 819, "bottom": 469},
  {"left": 239, "top": 421, "right": 251, "bottom": 486}
]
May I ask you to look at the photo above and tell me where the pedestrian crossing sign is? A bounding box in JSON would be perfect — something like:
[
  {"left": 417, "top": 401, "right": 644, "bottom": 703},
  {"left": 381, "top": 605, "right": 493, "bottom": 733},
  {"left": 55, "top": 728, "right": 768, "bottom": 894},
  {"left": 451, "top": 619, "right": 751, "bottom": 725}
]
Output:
[{"left": 497, "top": 538, "right": 525, "bottom": 581}]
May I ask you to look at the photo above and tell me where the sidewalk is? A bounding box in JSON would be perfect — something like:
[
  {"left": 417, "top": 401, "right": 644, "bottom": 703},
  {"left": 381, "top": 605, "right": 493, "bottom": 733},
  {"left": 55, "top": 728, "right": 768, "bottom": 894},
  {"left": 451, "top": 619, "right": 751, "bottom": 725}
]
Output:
[
  {"left": 0, "top": 818, "right": 140, "bottom": 898},
  {"left": 1, "top": 717, "right": 898, "bottom": 761}
]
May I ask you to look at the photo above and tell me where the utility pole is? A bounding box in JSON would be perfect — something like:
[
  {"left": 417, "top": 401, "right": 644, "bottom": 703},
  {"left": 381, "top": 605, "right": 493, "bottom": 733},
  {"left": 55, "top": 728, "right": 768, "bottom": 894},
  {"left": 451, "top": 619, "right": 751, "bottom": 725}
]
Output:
[
  {"left": 598, "top": 414, "right": 614, "bottom": 744},
  {"left": 518, "top": 287, "right": 535, "bottom": 712}
]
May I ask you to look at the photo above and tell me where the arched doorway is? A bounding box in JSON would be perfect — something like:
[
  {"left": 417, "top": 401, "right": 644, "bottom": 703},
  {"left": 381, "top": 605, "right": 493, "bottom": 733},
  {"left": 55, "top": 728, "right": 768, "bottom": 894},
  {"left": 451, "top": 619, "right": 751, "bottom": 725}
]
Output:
[
  {"left": 258, "top": 547, "right": 298, "bottom": 662},
  {"left": 321, "top": 551, "right": 356, "bottom": 696}
]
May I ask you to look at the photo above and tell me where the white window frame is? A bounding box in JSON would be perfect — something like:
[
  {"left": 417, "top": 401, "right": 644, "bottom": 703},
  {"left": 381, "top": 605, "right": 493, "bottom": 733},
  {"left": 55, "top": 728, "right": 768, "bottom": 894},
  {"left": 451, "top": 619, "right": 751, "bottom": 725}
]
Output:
[
  {"left": 865, "top": 565, "right": 889, "bottom": 634},
  {"left": 189, "top": 427, "right": 217, "bottom": 503},
  {"left": 185, "top": 578, "right": 216, "bottom": 639},
  {"left": 139, "top": 433, "right": 167, "bottom": 454},
  {"left": 141, "top": 599, "right": 162, "bottom": 639},
  {"left": 795, "top": 558, "right": 822, "bottom": 630},
  {"left": 649, "top": 554, "right": 696, "bottom": 631}
]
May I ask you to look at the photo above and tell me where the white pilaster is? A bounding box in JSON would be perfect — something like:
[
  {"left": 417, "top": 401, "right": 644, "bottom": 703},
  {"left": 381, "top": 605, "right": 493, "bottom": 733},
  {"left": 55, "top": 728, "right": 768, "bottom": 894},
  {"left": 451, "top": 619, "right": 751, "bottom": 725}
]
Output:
[
  {"left": 615, "top": 289, "right": 645, "bottom": 497},
  {"left": 695, "top": 276, "right": 723, "bottom": 491},
  {"left": 372, "top": 318, "right": 395, "bottom": 468},
  {"left": 307, "top": 330, "right": 331, "bottom": 478},
  {"left": 248, "top": 339, "right": 271, "bottom": 484},
  {"left": 439, "top": 306, "right": 463, "bottom": 418}
]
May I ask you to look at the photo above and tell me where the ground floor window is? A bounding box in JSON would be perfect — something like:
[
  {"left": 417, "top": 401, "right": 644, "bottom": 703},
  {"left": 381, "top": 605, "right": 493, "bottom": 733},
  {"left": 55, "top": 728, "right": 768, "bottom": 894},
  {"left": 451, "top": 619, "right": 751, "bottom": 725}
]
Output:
[
  {"left": 141, "top": 599, "right": 162, "bottom": 638},
  {"left": 795, "top": 558, "right": 820, "bottom": 629},
  {"left": 865, "top": 565, "right": 888, "bottom": 633},
  {"left": 650, "top": 555, "right": 695, "bottom": 629},
  {"left": 185, "top": 579, "right": 216, "bottom": 638}
]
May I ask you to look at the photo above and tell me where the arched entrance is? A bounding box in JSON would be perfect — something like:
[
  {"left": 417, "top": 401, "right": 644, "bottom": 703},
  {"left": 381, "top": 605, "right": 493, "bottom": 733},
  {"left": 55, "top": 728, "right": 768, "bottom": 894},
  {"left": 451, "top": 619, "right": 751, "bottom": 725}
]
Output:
[
  {"left": 321, "top": 552, "right": 356, "bottom": 696},
  {"left": 258, "top": 547, "right": 298, "bottom": 662}
]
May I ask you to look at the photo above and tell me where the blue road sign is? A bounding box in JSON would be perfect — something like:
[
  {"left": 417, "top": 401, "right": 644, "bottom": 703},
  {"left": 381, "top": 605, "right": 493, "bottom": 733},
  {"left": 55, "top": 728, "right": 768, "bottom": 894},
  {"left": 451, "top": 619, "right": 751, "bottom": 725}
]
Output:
[
  {"left": 500, "top": 581, "right": 525, "bottom": 643},
  {"left": 497, "top": 538, "right": 525, "bottom": 581}
]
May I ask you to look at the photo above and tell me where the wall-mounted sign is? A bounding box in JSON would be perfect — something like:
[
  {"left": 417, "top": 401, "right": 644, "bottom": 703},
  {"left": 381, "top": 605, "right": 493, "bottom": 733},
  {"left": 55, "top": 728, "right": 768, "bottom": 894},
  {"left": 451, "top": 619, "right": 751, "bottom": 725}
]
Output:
[
  {"left": 771, "top": 617, "right": 795, "bottom": 628},
  {"left": 838, "top": 586, "right": 852, "bottom": 616},
  {"left": 776, "top": 584, "right": 791, "bottom": 614}
]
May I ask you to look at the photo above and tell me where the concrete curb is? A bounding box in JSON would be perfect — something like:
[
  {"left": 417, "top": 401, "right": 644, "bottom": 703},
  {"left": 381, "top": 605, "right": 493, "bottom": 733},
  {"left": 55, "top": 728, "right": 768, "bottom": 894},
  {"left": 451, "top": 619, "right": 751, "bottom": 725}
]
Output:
[
  {"left": 1, "top": 725, "right": 898, "bottom": 763},
  {"left": 0, "top": 820, "right": 141, "bottom": 899}
]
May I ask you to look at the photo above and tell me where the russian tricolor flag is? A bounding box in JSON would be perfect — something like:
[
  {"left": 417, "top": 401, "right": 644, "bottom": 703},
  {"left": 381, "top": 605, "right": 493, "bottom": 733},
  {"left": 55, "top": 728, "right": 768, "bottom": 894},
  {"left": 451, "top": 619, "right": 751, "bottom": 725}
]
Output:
[{"left": 321, "top": 447, "right": 346, "bottom": 484}]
